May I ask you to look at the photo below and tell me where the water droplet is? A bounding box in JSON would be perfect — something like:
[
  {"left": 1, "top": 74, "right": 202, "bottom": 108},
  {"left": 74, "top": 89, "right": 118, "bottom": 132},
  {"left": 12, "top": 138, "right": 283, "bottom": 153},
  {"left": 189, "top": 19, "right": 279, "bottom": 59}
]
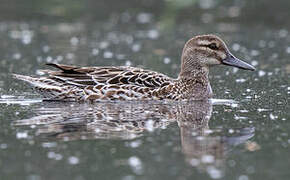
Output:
[
  {"left": 128, "top": 156, "right": 143, "bottom": 174},
  {"left": 125, "top": 60, "right": 132, "bottom": 66},
  {"left": 70, "top": 37, "right": 79, "bottom": 46},
  {"left": 0, "top": 143, "right": 8, "bottom": 149},
  {"left": 232, "top": 43, "right": 240, "bottom": 51},
  {"left": 68, "top": 156, "right": 79, "bottom": 165},
  {"left": 16, "top": 131, "right": 28, "bottom": 139},
  {"left": 207, "top": 166, "right": 222, "bottom": 179},
  {"left": 199, "top": 0, "right": 215, "bottom": 9},
  {"left": 132, "top": 44, "right": 141, "bottom": 52},
  {"left": 251, "top": 50, "right": 260, "bottom": 56},
  {"left": 258, "top": 70, "right": 266, "bottom": 77},
  {"left": 163, "top": 57, "right": 171, "bottom": 64},
  {"left": 129, "top": 140, "right": 142, "bottom": 148},
  {"left": 236, "top": 78, "right": 246, "bottom": 83},
  {"left": 238, "top": 175, "right": 249, "bottom": 180},
  {"left": 99, "top": 41, "right": 109, "bottom": 49},
  {"left": 92, "top": 48, "right": 99, "bottom": 56},
  {"left": 251, "top": 60, "right": 258, "bottom": 66},
  {"left": 147, "top": 30, "right": 159, "bottom": 39},
  {"left": 12, "top": 53, "right": 21, "bottom": 60},
  {"left": 286, "top": 47, "right": 290, "bottom": 54},
  {"left": 137, "top": 13, "right": 152, "bottom": 24},
  {"left": 104, "top": 51, "right": 113, "bottom": 58},
  {"left": 201, "top": 155, "right": 215, "bottom": 163},
  {"left": 42, "top": 45, "right": 50, "bottom": 53},
  {"left": 189, "top": 158, "right": 200, "bottom": 166}
]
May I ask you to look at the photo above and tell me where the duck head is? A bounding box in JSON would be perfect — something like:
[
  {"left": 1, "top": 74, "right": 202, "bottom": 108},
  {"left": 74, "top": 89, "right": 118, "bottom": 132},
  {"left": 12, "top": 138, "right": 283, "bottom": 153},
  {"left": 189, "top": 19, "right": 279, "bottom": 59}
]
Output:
[{"left": 180, "top": 34, "right": 255, "bottom": 77}]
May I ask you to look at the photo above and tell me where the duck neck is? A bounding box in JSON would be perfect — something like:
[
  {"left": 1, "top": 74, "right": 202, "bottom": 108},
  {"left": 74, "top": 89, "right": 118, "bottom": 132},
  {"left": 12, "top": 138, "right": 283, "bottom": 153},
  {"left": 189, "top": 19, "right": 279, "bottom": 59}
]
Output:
[
  {"left": 175, "top": 57, "right": 211, "bottom": 100},
  {"left": 178, "top": 59, "right": 209, "bottom": 85}
]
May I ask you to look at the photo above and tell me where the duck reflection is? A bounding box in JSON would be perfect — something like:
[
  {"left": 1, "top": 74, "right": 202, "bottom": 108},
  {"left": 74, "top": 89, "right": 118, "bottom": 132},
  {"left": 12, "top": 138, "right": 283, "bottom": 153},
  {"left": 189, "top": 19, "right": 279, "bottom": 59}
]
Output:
[{"left": 14, "top": 100, "right": 254, "bottom": 176}]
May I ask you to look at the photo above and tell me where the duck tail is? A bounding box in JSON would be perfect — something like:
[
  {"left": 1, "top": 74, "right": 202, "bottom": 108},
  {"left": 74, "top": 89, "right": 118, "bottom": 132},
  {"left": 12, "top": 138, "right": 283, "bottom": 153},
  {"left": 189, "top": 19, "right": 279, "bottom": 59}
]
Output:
[{"left": 12, "top": 74, "right": 39, "bottom": 85}]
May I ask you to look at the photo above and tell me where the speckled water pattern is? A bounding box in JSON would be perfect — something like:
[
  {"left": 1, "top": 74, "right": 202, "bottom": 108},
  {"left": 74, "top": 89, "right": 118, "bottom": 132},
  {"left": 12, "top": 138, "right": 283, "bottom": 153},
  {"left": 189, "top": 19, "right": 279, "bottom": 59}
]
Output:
[{"left": 0, "top": 0, "right": 289, "bottom": 180}]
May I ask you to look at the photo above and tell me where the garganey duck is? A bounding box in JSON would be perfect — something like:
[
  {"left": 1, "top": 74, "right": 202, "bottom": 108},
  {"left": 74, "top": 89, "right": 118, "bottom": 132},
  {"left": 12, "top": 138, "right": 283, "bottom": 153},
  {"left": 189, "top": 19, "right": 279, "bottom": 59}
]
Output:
[{"left": 14, "top": 34, "right": 255, "bottom": 101}]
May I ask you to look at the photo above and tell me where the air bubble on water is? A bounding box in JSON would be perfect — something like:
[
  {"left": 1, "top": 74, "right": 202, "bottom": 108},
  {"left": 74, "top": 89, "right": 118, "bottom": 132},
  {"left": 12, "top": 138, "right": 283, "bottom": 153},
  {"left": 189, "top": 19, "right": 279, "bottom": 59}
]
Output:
[
  {"left": 207, "top": 166, "right": 222, "bottom": 179},
  {"left": 239, "top": 110, "right": 249, "bottom": 113},
  {"left": 92, "top": 48, "right": 99, "bottom": 56},
  {"left": 286, "top": 47, "right": 290, "bottom": 54},
  {"left": 147, "top": 29, "right": 159, "bottom": 39},
  {"left": 236, "top": 78, "right": 246, "bottom": 83},
  {"left": 16, "top": 131, "right": 28, "bottom": 139},
  {"left": 121, "top": 12, "right": 131, "bottom": 23},
  {"left": 122, "top": 175, "right": 135, "bottom": 180},
  {"left": 268, "top": 41, "right": 275, "bottom": 48},
  {"left": 201, "top": 13, "right": 213, "bottom": 23},
  {"left": 116, "top": 54, "right": 125, "bottom": 60},
  {"left": 231, "top": 103, "right": 238, "bottom": 108},
  {"left": 12, "top": 53, "right": 21, "bottom": 60},
  {"left": 128, "top": 156, "right": 143, "bottom": 174},
  {"left": 258, "top": 70, "right": 266, "bottom": 77},
  {"left": 68, "top": 156, "right": 79, "bottom": 165},
  {"left": 201, "top": 154, "right": 215, "bottom": 164},
  {"left": 99, "top": 41, "right": 109, "bottom": 49},
  {"left": 46, "top": 56, "right": 53, "bottom": 63},
  {"left": 22, "top": 30, "right": 33, "bottom": 44},
  {"left": 204, "top": 129, "right": 213, "bottom": 134},
  {"left": 269, "top": 113, "right": 277, "bottom": 120},
  {"left": 42, "top": 142, "right": 57, "bottom": 148},
  {"left": 251, "top": 50, "right": 260, "bottom": 56},
  {"left": 232, "top": 43, "right": 240, "bottom": 51},
  {"left": 129, "top": 140, "right": 142, "bottom": 148},
  {"left": 191, "top": 131, "right": 198, "bottom": 136},
  {"left": 104, "top": 51, "right": 113, "bottom": 58},
  {"left": 199, "top": 0, "right": 216, "bottom": 9},
  {"left": 137, "top": 13, "right": 152, "bottom": 24},
  {"left": 132, "top": 44, "right": 141, "bottom": 52},
  {"left": 27, "top": 174, "right": 41, "bottom": 180},
  {"left": 196, "top": 136, "right": 205, "bottom": 141},
  {"left": 125, "top": 60, "right": 132, "bottom": 66},
  {"left": 258, "top": 40, "right": 266, "bottom": 48},
  {"left": 234, "top": 115, "right": 248, "bottom": 120},
  {"left": 251, "top": 60, "right": 258, "bottom": 66},
  {"left": 270, "top": 53, "right": 278, "bottom": 60},
  {"left": 228, "top": 159, "right": 236, "bottom": 167},
  {"left": 47, "top": 151, "right": 62, "bottom": 160},
  {"left": 42, "top": 45, "right": 50, "bottom": 53},
  {"left": 66, "top": 53, "right": 75, "bottom": 60},
  {"left": 238, "top": 175, "right": 249, "bottom": 180},
  {"left": 0, "top": 143, "right": 8, "bottom": 149},
  {"left": 190, "top": 158, "right": 200, "bottom": 166},
  {"left": 70, "top": 37, "right": 79, "bottom": 46},
  {"left": 278, "top": 29, "right": 288, "bottom": 38},
  {"left": 163, "top": 57, "right": 171, "bottom": 64},
  {"left": 232, "top": 68, "right": 238, "bottom": 73}
]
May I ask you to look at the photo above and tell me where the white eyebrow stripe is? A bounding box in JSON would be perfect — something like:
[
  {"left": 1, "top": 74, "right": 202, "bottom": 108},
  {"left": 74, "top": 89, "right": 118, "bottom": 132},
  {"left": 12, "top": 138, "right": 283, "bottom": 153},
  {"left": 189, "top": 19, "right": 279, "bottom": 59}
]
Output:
[{"left": 197, "top": 40, "right": 212, "bottom": 45}]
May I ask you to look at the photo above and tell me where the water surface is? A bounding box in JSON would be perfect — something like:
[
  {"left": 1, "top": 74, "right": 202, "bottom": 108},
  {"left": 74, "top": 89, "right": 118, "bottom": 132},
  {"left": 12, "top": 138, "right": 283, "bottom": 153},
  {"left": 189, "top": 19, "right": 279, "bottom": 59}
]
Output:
[{"left": 0, "top": 0, "right": 289, "bottom": 180}]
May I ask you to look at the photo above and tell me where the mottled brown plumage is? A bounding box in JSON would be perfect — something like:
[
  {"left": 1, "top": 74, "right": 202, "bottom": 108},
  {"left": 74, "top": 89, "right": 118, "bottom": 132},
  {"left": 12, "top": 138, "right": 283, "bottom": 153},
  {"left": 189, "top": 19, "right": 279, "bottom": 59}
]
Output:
[{"left": 13, "top": 35, "right": 255, "bottom": 101}]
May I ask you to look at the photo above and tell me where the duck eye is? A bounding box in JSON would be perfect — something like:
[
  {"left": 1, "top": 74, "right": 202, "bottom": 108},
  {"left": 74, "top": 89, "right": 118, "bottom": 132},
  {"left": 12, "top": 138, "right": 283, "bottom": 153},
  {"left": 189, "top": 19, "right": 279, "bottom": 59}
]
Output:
[{"left": 208, "top": 43, "right": 218, "bottom": 50}]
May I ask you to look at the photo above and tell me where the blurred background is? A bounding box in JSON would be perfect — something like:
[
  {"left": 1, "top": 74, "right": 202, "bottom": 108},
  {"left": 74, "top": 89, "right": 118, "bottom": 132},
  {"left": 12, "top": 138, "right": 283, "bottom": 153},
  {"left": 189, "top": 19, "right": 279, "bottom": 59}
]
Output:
[{"left": 0, "top": 0, "right": 289, "bottom": 180}]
